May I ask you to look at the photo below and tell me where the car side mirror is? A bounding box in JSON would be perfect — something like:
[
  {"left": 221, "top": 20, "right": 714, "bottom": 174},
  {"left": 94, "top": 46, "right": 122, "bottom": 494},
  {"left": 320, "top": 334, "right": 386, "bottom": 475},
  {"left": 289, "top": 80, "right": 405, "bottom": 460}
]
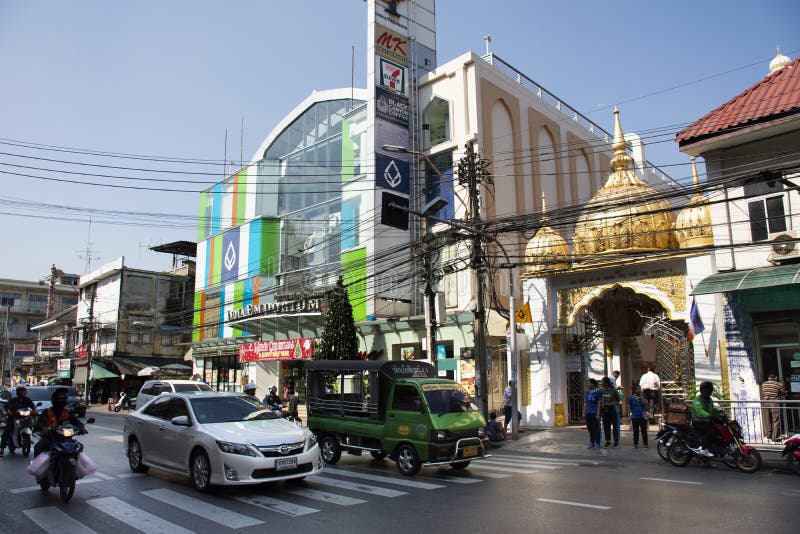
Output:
[
  {"left": 171, "top": 415, "right": 190, "bottom": 427},
  {"left": 86, "top": 418, "right": 95, "bottom": 424}
]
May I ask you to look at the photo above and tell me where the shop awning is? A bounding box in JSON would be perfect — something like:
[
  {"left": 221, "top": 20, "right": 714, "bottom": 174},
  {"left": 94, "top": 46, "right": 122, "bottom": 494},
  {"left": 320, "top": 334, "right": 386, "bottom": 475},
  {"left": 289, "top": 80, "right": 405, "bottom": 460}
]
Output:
[
  {"left": 692, "top": 264, "right": 800, "bottom": 295},
  {"left": 91, "top": 362, "right": 119, "bottom": 379}
]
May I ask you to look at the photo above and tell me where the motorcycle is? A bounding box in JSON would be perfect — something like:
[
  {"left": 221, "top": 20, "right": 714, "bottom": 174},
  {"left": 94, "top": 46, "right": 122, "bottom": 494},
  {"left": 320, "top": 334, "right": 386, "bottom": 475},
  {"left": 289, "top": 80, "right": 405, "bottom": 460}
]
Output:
[
  {"left": 113, "top": 393, "right": 136, "bottom": 412},
  {"left": 667, "top": 416, "right": 762, "bottom": 473},
  {"left": 8, "top": 408, "right": 34, "bottom": 456},
  {"left": 35, "top": 418, "right": 95, "bottom": 503},
  {"left": 655, "top": 422, "right": 681, "bottom": 462},
  {"left": 781, "top": 433, "right": 800, "bottom": 476}
]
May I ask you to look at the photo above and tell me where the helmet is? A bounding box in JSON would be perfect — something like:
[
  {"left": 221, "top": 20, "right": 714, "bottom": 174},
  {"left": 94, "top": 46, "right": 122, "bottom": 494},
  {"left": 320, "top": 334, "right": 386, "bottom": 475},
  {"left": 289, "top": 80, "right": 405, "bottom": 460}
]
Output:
[
  {"left": 16, "top": 385, "right": 27, "bottom": 394},
  {"left": 269, "top": 385, "right": 277, "bottom": 392},
  {"left": 244, "top": 382, "right": 256, "bottom": 392},
  {"left": 51, "top": 386, "right": 69, "bottom": 404},
  {"left": 699, "top": 381, "right": 714, "bottom": 393}
]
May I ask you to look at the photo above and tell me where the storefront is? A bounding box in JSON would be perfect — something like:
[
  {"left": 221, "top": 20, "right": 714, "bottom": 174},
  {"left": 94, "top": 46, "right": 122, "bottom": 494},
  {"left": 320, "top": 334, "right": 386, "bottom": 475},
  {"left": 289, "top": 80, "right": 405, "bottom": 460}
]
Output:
[{"left": 193, "top": 346, "right": 242, "bottom": 392}]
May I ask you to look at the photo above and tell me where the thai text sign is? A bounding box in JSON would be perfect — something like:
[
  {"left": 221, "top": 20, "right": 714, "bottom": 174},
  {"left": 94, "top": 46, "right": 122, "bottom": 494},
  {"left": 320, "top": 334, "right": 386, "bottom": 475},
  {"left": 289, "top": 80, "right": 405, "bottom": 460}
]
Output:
[
  {"left": 57, "top": 359, "right": 71, "bottom": 372},
  {"left": 41, "top": 339, "right": 62, "bottom": 352},
  {"left": 239, "top": 338, "right": 313, "bottom": 362}
]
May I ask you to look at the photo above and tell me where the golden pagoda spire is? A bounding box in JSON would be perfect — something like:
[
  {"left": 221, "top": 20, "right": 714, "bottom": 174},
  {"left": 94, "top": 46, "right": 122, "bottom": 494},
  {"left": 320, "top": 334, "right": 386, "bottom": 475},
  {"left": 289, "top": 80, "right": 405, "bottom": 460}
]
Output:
[
  {"left": 691, "top": 156, "right": 700, "bottom": 187},
  {"left": 609, "top": 107, "right": 634, "bottom": 172}
]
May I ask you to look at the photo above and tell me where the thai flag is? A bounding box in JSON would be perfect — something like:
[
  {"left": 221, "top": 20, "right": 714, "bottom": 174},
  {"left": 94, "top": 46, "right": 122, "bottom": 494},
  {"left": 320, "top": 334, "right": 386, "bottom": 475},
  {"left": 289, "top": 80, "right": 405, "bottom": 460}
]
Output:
[{"left": 688, "top": 297, "right": 705, "bottom": 341}]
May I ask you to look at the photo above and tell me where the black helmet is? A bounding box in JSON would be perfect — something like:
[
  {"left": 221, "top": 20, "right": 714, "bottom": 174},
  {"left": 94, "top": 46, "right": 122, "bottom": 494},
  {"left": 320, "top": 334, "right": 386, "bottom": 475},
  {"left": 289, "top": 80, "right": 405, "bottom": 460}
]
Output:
[
  {"left": 16, "top": 385, "right": 27, "bottom": 394},
  {"left": 699, "top": 381, "right": 714, "bottom": 393},
  {"left": 51, "top": 387, "right": 69, "bottom": 404}
]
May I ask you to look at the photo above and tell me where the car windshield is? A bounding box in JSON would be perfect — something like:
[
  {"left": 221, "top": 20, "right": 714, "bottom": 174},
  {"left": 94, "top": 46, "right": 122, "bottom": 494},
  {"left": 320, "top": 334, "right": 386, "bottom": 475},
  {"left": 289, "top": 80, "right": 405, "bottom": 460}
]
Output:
[
  {"left": 422, "top": 383, "right": 478, "bottom": 415},
  {"left": 189, "top": 395, "right": 278, "bottom": 424},
  {"left": 17, "top": 388, "right": 52, "bottom": 401},
  {"left": 174, "top": 383, "right": 202, "bottom": 392}
]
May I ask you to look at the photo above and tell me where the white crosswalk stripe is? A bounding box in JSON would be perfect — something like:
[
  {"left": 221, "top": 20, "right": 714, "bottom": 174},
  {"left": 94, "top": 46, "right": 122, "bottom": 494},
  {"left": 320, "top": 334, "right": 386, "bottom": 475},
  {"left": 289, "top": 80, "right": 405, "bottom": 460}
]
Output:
[
  {"left": 232, "top": 494, "right": 320, "bottom": 516},
  {"left": 323, "top": 467, "right": 446, "bottom": 489},
  {"left": 475, "top": 458, "right": 565, "bottom": 470},
  {"left": 286, "top": 487, "right": 367, "bottom": 506},
  {"left": 24, "top": 506, "right": 97, "bottom": 534},
  {"left": 142, "top": 488, "right": 263, "bottom": 528},
  {"left": 87, "top": 496, "right": 195, "bottom": 534},
  {"left": 310, "top": 475, "right": 408, "bottom": 497},
  {"left": 10, "top": 477, "right": 103, "bottom": 494},
  {"left": 466, "top": 463, "right": 538, "bottom": 474},
  {"left": 494, "top": 453, "right": 601, "bottom": 464}
]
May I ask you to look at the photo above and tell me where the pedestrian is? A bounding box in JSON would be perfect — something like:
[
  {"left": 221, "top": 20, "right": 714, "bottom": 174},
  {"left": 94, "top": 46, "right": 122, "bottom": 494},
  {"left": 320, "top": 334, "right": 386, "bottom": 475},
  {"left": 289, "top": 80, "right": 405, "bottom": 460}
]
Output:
[
  {"left": 502, "top": 380, "right": 513, "bottom": 432},
  {"left": 599, "top": 376, "right": 621, "bottom": 447},
  {"left": 585, "top": 379, "right": 602, "bottom": 449},
  {"left": 629, "top": 385, "right": 649, "bottom": 448},
  {"left": 639, "top": 367, "right": 661, "bottom": 417},
  {"left": 487, "top": 411, "right": 507, "bottom": 444},
  {"left": 761, "top": 374, "right": 786, "bottom": 442}
]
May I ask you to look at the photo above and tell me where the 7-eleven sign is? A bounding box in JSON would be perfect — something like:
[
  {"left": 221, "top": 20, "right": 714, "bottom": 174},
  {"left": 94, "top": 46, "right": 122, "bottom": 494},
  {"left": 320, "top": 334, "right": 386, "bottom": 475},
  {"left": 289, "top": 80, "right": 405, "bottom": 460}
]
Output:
[{"left": 379, "top": 58, "right": 406, "bottom": 95}]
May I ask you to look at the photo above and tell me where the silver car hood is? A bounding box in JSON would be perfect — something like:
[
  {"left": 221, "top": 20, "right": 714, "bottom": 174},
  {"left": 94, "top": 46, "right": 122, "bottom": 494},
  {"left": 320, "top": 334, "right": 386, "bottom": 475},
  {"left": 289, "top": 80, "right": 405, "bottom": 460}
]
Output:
[{"left": 201, "top": 418, "right": 306, "bottom": 445}]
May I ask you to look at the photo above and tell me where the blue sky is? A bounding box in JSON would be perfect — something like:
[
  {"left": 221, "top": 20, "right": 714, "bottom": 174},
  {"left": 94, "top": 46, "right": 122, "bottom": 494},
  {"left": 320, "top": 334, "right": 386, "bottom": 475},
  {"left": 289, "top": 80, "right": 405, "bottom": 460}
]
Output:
[{"left": 1, "top": 0, "right": 797, "bottom": 280}]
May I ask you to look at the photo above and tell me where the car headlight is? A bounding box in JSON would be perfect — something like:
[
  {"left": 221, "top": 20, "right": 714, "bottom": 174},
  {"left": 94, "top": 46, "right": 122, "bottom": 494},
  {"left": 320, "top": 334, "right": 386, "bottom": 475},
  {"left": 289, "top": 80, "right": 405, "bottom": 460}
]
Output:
[
  {"left": 477, "top": 427, "right": 486, "bottom": 438},
  {"left": 216, "top": 440, "right": 258, "bottom": 457},
  {"left": 431, "top": 429, "right": 449, "bottom": 441},
  {"left": 304, "top": 431, "right": 318, "bottom": 449}
]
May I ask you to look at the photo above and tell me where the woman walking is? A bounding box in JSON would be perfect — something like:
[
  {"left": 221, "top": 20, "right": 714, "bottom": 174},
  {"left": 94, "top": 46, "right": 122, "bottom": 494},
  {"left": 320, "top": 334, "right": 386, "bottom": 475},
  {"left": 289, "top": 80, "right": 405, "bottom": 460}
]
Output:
[
  {"left": 585, "top": 379, "right": 602, "bottom": 449},
  {"left": 629, "top": 385, "right": 649, "bottom": 448}
]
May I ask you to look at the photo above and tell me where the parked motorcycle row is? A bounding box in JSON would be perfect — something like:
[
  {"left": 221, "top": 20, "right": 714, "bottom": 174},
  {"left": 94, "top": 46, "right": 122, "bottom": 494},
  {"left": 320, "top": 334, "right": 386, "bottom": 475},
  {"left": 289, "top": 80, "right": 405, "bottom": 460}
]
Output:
[{"left": 653, "top": 415, "right": 800, "bottom": 475}]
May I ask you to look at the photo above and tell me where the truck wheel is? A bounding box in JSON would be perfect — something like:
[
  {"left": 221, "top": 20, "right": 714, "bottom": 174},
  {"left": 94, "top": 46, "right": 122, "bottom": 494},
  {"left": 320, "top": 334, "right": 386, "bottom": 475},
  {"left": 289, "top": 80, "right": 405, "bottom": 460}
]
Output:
[
  {"left": 320, "top": 436, "right": 341, "bottom": 464},
  {"left": 395, "top": 444, "right": 421, "bottom": 476},
  {"left": 450, "top": 461, "right": 470, "bottom": 470}
]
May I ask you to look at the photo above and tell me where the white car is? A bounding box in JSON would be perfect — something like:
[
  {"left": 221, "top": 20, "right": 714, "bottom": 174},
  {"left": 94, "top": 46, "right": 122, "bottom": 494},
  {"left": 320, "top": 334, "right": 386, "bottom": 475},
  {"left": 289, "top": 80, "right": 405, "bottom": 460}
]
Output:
[
  {"left": 134, "top": 379, "right": 212, "bottom": 409},
  {"left": 123, "top": 392, "right": 322, "bottom": 491}
]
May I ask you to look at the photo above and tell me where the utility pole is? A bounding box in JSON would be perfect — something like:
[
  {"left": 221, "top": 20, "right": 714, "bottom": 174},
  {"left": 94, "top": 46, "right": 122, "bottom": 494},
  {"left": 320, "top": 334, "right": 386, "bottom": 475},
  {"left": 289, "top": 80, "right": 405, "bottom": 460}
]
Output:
[
  {"left": 84, "top": 286, "right": 95, "bottom": 400},
  {"left": 458, "top": 141, "right": 492, "bottom": 421},
  {"left": 1, "top": 298, "right": 12, "bottom": 387}
]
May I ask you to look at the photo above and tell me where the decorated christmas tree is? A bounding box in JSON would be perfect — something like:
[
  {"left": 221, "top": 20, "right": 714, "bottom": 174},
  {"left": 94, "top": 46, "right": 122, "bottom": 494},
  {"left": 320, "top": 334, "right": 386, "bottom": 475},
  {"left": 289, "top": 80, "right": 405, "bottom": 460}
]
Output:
[{"left": 317, "top": 277, "right": 359, "bottom": 360}]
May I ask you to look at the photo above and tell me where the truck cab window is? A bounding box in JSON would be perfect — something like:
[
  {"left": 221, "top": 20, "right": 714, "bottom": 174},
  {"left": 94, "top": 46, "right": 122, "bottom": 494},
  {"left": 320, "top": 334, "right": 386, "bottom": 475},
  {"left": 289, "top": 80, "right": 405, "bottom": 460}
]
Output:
[{"left": 392, "top": 385, "right": 421, "bottom": 411}]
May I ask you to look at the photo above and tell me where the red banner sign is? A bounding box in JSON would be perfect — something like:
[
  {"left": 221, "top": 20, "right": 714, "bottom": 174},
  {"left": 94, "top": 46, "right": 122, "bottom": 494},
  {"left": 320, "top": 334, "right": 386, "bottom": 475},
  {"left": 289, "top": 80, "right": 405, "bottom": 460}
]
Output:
[{"left": 239, "top": 338, "right": 313, "bottom": 363}]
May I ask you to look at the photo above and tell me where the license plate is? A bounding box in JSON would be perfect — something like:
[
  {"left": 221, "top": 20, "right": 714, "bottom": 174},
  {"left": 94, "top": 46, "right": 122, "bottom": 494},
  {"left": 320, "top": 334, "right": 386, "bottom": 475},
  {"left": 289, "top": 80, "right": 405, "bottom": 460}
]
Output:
[
  {"left": 275, "top": 457, "right": 298, "bottom": 471},
  {"left": 463, "top": 445, "right": 479, "bottom": 457}
]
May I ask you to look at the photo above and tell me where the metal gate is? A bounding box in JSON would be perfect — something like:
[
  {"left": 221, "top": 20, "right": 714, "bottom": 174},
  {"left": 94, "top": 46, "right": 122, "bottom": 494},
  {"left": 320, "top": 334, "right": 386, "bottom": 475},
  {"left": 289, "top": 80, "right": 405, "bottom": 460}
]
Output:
[{"left": 644, "top": 316, "right": 695, "bottom": 403}]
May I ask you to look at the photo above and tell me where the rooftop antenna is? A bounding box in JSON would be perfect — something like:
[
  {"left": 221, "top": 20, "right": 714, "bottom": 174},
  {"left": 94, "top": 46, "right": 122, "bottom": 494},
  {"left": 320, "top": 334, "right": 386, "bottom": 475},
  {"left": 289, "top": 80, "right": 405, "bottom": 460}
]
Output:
[
  {"left": 76, "top": 215, "right": 100, "bottom": 274},
  {"left": 484, "top": 34, "right": 492, "bottom": 55},
  {"left": 240, "top": 117, "right": 244, "bottom": 169},
  {"left": 223, "top": 128, "right": 228, "bottom": 179}
]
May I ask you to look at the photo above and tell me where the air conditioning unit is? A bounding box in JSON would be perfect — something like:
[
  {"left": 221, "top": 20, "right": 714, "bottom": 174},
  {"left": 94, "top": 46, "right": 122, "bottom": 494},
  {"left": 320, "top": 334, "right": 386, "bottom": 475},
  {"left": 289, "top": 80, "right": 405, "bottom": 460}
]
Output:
[{"left": 768, "top": 230, "right": 800, "bottom": 263}]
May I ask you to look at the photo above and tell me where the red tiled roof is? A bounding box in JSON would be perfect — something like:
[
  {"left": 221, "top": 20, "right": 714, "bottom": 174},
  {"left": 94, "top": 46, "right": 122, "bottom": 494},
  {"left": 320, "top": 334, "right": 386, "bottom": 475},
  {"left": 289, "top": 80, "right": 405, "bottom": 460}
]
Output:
[{"left": 676, "top": 57, "right": 800, "bottom": 146}]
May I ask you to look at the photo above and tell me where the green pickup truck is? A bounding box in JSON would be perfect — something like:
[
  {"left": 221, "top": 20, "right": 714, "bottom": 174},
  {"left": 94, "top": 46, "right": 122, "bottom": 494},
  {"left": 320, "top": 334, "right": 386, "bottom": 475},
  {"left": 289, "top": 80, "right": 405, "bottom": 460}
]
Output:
[{"left": 305, "top": 360, "right": 489, "bottom": 476}]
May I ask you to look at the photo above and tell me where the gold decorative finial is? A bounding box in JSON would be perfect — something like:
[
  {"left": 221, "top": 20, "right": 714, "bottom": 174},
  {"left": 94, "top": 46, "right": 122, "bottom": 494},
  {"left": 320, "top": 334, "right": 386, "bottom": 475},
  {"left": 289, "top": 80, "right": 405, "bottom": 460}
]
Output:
[
  {"left": 691, "top": 156, "right": 699, "bottom": 186},
  {"left": 542, "top": 192, "right": 547, "bottom": 214},
  {"left": 609, "top": 108, "right": 633, "bottom": 171}
]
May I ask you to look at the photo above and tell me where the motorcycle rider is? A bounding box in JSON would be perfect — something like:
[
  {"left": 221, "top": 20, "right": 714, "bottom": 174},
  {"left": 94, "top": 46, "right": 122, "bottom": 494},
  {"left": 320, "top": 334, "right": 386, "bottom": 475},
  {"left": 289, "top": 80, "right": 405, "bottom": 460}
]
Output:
[
  {"left": 264, "top": 385, "right": 283, "bottom": 410},
  {"left": 1, "top": 385, "right": 38, "bottom": 456},
  {"left": 33, "top": 387, "right": 86, "bottom": 459},
  {"left": 690, "top": 381, "right": 721, "bottom": 457},
  {"left": 244, "top": 382, "right": 259, "bottom": 401}
]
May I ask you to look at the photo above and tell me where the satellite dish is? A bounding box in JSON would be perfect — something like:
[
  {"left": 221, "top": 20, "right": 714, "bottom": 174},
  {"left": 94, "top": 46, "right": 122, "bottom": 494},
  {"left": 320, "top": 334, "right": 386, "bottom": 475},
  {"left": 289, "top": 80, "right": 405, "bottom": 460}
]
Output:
[{"left": 771, "top": 233, "right": 796, "bottom": 255}]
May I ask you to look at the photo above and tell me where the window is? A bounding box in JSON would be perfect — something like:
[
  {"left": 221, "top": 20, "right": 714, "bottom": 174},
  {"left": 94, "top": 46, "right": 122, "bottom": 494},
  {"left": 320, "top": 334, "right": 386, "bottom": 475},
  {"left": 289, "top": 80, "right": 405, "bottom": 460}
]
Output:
[
  {"left": 422, "top": 97, "right": 450, "bottom": 149},
  {"left": 748, "top": 196, "right": 786, "bottom": 241},
  {"left": 128, "top": 329, "right": 152, "bottom": 344},
  {"left": 29, "top": 294, "right": 48, "bottom": 313},
  {"left": 143, "top": 396, "right": 170, "bottom": 420},
  {"left": 392, "top": 385, "right": 422, "bottom": 411},
  {"left": 164, "top": 398, "right": 190, "bottom": 421}
]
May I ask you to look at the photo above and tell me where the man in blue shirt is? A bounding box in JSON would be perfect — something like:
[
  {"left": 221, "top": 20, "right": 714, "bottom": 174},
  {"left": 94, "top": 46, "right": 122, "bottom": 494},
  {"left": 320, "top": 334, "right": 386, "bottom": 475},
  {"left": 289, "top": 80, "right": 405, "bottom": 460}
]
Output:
[{"left": 585, "top": 379, "right": 602, "bottom": 449}]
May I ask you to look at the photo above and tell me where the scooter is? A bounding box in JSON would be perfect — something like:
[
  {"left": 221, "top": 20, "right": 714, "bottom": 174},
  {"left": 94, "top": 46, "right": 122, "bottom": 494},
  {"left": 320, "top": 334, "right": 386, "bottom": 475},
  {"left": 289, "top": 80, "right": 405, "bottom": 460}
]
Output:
[
  {"left": 781, "top": 433, "right": 800, "bottom": 476},
  {"left": 8, "top": 408, "right": 34, "bottom": 456},
  {"left": 33, "top": 418, "right": 95, "bottom": 503},
  {"left": 667, "top": 416, "right": 762, "bottom": 473},
  {"left": 113, "top": 393, "right": 136, "bottom": 412}
]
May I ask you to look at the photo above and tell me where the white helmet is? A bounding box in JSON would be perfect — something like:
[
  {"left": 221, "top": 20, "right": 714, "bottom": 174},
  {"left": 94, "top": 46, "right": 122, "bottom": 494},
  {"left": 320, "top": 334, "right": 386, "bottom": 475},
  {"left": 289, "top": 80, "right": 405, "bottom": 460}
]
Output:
[{"left": 245, "top": 382, "right": 256, "bottom": 392}]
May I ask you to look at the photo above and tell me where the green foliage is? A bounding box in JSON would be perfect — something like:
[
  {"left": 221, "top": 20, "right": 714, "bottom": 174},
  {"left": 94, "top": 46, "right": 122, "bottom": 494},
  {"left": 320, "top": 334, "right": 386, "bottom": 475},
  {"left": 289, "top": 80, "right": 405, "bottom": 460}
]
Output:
[{"left": 317, "top": 277, "right": 360, "bottom": 360}]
